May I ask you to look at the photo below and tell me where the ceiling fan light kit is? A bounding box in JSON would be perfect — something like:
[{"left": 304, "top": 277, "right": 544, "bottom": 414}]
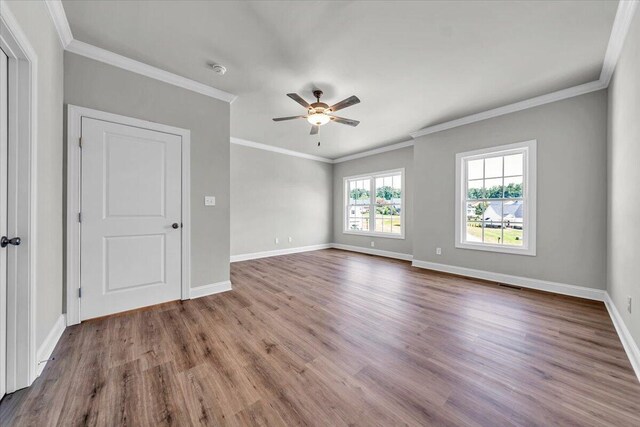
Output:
[
  {"left": 273, "top": 89, "right": 360, "bottom": 135},
  {"left": 307, "top": 112, "right": 331, "bottom": 126}
]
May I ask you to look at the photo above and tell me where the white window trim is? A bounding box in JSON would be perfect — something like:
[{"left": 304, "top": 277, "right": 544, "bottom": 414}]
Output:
[
  {"left": 455, "top": 140, "right": 537, "bottom": 256},
  {"left": 343, "top": 168, "right": 405, "bottom": 239}
]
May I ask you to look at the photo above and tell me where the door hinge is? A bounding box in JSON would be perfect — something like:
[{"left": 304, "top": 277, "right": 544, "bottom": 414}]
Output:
[
  {"left": 79, "top": 137, "right": 82, "bottom": 148},
  {"left": 78, "top": 212, "right": 82, "bottom": 223},
  {"left": 78, "top": 287, "right": 82, "bottom": 298}
]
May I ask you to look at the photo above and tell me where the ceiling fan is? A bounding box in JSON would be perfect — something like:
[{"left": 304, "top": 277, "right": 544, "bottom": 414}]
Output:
[{"left": 273, "top": 90, "right": 360, "bottom": 135}]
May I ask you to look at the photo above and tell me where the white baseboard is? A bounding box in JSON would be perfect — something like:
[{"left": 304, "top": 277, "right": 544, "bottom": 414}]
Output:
[
  {"left": 227, "top": 247, "right": 639, "bottom": 383},
  {"left": 411, "top": 259, "right": 606, "bottom": 301},
  {"left": 36, "top": 314, "right": 66, "bottom": 377},
  {"left": 189, "top": 280, "right": 233, "bottom": 299},
  {"left": 331, "top": 243, "right": 413, "bottom": 261},
  {"left": 604, "top": 292, "right": 640, "bottom": 382},
  {"left": 230, "top": 243, "right": 332, "bottom": 262}
]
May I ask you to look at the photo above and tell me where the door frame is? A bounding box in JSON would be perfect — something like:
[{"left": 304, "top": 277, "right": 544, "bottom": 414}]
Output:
[
  {"left": 0, "top": 6, "right": 38, "bottom": 391},
  {"left": 66, "top": 105, "right": 191, "bottom": 326}
]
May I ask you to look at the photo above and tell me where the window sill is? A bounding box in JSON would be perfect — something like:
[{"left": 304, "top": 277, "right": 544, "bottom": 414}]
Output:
[
  {"left": 455, "top": 241, "right": 535, "bottom": 256},
  {"left": 343, "top": 230, "right": 405, "bottom": 240}
]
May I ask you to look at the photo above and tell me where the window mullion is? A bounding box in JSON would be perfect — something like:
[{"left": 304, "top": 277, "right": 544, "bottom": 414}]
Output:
[{"left": 369, "top": 177, "right": 375, "bottom": 233}]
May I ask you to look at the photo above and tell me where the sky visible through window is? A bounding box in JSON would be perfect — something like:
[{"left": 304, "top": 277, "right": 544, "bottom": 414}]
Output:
[
  {"left": 465, "top": 153, "right": 524, "bottom": 246},
  {"left": 346, "top": 172, "right": 402, "bottom": 236}
]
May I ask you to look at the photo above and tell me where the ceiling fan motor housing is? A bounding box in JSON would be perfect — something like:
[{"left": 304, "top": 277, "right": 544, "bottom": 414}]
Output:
[
  {"left": 308, "top": 90, "right": 331, "bottom": 125},
  {"left": 273, "top": 89, "right": 360, "bottom": 133}
]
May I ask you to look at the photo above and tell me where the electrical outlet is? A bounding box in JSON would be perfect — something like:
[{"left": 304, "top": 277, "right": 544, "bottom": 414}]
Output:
[
  {"left": 275, "top": 237, "right": 279, "bottom": 245},
  {"left": 628, "top": 296, "right": 632, "bottom": 314},
  {"left": 370, "top": 241, "right": 375, "bottom": 247},
  {"left": 204, "top": 196, "right": 216, "bottom": 206},
  {"left": 436, "top": 247, "right": 442, "bottom": 255},
  {"left": 288, "top": 237, "right": 293, "bottom": 243}
]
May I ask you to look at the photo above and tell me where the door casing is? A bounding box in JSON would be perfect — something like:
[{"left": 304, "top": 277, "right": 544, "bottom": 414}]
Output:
[
  {"left": 66, "top": 105, "right": 191, "bottom": 326},
  {"left": 0, "top": 5, "right": 38, "bottom": 392}
]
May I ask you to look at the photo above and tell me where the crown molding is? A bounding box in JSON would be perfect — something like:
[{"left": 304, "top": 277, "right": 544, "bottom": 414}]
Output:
[
  {"left": 0, "top": 0, "right": 38, "bottom": 62},
  {"left": 333, "top": 139, "right": 414, "bottom": 163},
  {"left": 231, "top": 136, "right": 415, "bottom": 164},
  {"left": 411, "top": 0, "right": 637, "bottom": 140},
  {"left": 44, "top": 1, "right": 236, "bottom": 103},
  {"left": 44, "top": 0, "right": 72, "bottom": 48},
  {"left": 45, "top": 0, "right": 638, "bottom": 151},
  {"left": 66, "top": 39, "right": 237, "bottom": 103},
  {"left": 600, "top": 0, "right": 638, "bottom": 86},
  {"left": 409, "top": 80, "right": 606, "bottom": 139},
  {"left": 230, "top": 137, "right": 334, "bottom": 164}
]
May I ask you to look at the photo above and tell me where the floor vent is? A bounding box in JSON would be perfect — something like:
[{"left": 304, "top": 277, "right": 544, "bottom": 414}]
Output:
[{"left": 498, "top": 283, "right": 522, "bottom": 290}]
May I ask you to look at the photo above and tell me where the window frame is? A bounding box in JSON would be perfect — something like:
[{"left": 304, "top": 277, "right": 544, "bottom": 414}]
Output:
[
  {"left": 343, "top": 168, "right": 405, "bottom": 239},
  {"left": 455, "top": 140, "right": 536, "bottom": 256}
]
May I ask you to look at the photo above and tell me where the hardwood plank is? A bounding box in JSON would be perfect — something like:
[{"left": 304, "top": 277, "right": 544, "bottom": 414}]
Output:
[{"left": 1, "top": 249, "right": 639, "bottom": 426}]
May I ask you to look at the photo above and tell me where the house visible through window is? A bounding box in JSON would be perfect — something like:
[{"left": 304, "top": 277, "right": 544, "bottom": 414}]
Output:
[
  {"left": 455, "top": 141, "right": 536, "bottom": 255},
  {"left": 344, "top": 169, "right": 404, "bottom": 238}
]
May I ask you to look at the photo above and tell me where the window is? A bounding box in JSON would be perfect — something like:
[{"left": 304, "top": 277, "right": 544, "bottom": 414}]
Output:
[
  {"left": 455, "top": 140, "right": 536, "bottom": 255},
  {"left": 344, "top": 169, "right": 404, "bottom": 239}
]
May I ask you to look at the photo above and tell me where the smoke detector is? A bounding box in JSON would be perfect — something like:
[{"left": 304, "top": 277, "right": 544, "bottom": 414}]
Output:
[{"left": 211, "top": 64, "right": 227, "bottom": 75}]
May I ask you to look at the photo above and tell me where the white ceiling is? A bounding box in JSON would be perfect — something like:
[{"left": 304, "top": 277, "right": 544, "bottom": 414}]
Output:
[{"left": 61, "top": 1, "right": 618, "bottom": 159}]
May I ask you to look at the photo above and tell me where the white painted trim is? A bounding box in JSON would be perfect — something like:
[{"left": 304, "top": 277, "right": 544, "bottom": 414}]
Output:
[
  {"left": 333, "top": 140, "right": 414, "bottom": 163},
  {"left": 43, "top": 0, "right": 637, "bottom": 159},
  {"left": 600, "top": 0, "right": 639, "bottom": 86},
  {"left": 409, "top": 259, "right": 638, "bottom": 381},
  {"left": 230, "top": 243, "right": 411, "bottom": 262},
  {"left": 231, "top": 136, "right": 414, "bottom": 165},
  {"left": 341, "top": 230, "right": 405, "bottom": 240},
  {"left": 230, "top": 243, "right": 332, "bottom": 263},
  {"left": 409, "top": 1, "right": 638, "bottom": 140},
  {"left": 455, "top": 140, "right": 537, "bottom": 256},
  {"left": 227, "top": 244, "right": 639, "bottom": 383},
  {"left": 35, "top": 314, "right": 66, "bottom": 377},
  {"left": 42, "top": 1, "right": 236, "bottom": 103},
  {"left": 410, "top": 80, "right": 606, "bottom": 139},
  {"left": 189, "top": 281, "right": 232, "bottom": 299},
  {"left": 66, "top": 105, "right": 192, "bottom": 326},
  {"left": 604, "top": 292, "right": 640, "bottom": 383},
  {"left": 0, "top": 0, "right": 39, "bottom": 391},
  {"left": 343, "top": 168, "right": 405, "bottom": 240},
  {"left": 332, "top": 243, "right": 413, "bottom": 261},
  {"left": 66, "top": 39, "right": 236, "bottom": 103},
  {"left": 411, "top": 259, "right": 605, "bottom": 301},
  {"left": 44, "top": 0, "right": 73, "bottom": 48},
  {"left": 230, "top": 137, "right": 333, "bottom": 164},
  {"left": 228, "top": 245, "right": 640, "bottom": 382},
  {"left": 181, "top": 127, "right": 192, "bottom": 307}
]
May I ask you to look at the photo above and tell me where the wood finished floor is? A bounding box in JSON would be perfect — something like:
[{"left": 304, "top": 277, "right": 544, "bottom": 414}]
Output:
[{"left": 1, "top": 249, "right": 639, "bottom": 426}]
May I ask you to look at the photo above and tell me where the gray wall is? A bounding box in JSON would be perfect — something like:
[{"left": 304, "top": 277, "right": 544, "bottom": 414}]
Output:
[
  {"left": 607, "top": 10, "right": 640, "bottom": 347},
  {"left": 333, "top": 146, "right": 413, "bottom": 255},
  {"left": 64, "top": 52, "right": 231, "bottom": 289},
  {"left": 231, "top": 144, "right": 332, "bottom": 256},
  {"left": 413, "top": 91, "right": 608, "bottom": 289},
  {"left": 6, "top": 1, "right": 65, "bottom": 350}
]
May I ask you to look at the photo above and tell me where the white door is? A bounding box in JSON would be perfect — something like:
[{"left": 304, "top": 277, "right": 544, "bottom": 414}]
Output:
[
  {"left": 80, "top": 117, "right": 182, "bottom": 320},
  {"left": 0, "top": 47, "right": 8, "bottom": 399}
]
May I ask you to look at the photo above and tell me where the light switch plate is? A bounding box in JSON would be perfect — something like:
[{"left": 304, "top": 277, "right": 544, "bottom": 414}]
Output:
[{"left": 204, "top": 196, "right": 216, "bottom": 206}]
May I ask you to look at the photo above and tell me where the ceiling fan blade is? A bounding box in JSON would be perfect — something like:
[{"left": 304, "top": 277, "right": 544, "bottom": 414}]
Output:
[
  {"left": 272, "top": 115, "right": 306, "bottom": 122},
  {"left": 287, "top": 93, "right": 311, "bottom": 109},
  {"left": 310, "top": 125, "right": 319, "bottom": 135},
  {"left": 328, "top": 95, "right": 360, "bottom": 113},
  {"left": 330, "top": 116, "right": 360, "bottom": 127}
]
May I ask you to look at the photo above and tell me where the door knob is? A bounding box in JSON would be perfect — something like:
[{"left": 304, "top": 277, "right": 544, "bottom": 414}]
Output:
[
  {"left": 1, "top": 236, "right": 21, "bottom": 248},
  {"left": 172, "top": 223, "right": 179, "bottom": 229}
]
